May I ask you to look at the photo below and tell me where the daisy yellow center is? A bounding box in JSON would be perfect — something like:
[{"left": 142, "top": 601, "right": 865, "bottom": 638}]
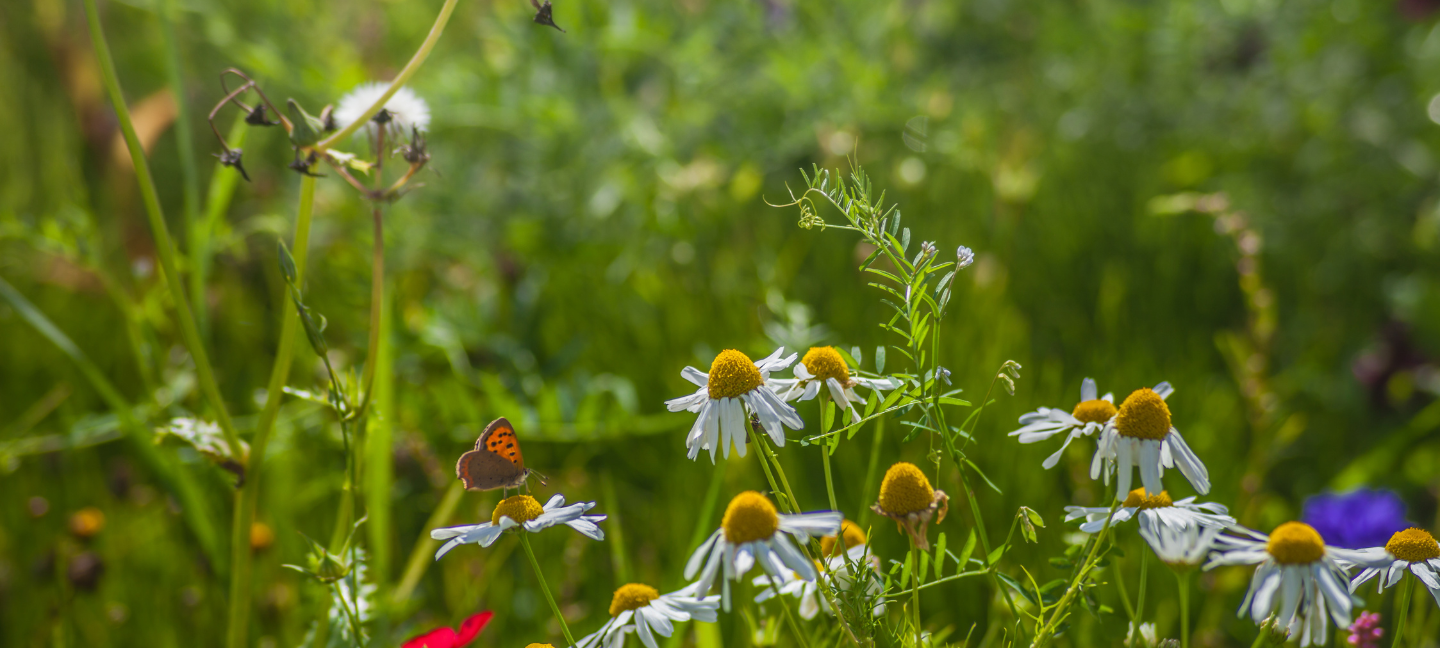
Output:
[
  {"left": 1386, "top": 528, "right": 1440, "bottom": 563},
  {"left": 1114, "top": 388, "right": 1171, "bottom": 440},
  {"left": 708, "top": 350, "right": 764, "bottom": 399},
  {"left": 820, "top": 519, "right": 867, "bottom": 557},
  {"left": 803, "top": 347, "right": 851, "bottom": 384},
  {"left": 1071, "top": 399, "right": 1117, "bottom": 424},
  {"left": 1121, "top": 488, "right": 1173, "bottom": 509},
  {"left": 608, "top": 583, "right": 660, "bottom": 616},
  {"left": 878, "top": 462, "right": 935, "bottom": 516},
  {"left": 1266, "top": 522, "right": 1326, "bottom": 565},
  {"left": 723, "top": 491, "right": 780, "bottom": 543},
  {"left": 492, "top": 495, "right": 545, "bottom": 525},
  {"left": 525, "top": 645, "right": 556, "bottom": 648}
]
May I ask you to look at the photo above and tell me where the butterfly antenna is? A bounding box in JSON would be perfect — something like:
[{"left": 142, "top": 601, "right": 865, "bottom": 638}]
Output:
[{"left": 531, "top": 470, "right": 550, "bottom": 487}]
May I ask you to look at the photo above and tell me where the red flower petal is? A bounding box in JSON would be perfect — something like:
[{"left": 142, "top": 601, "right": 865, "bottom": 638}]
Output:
[
  {"left": 455, "top": 611, "right": 494, "bottom": 646},
  {"left": 403, "top": 628, "right": 459, "bottom": 648}
]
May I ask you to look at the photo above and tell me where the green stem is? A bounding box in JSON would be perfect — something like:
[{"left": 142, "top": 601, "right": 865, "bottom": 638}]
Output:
[
  {"left": 1114, "top": 556, "right": 1136, "bottom": 625},
  {"left": 751, "top": 431, "right": 861, "bottom": 647},
  {"left": 356, "top": 206, "right": 384, "bottom": 420},
  {"left": 821, "top": 436, "right": 839, "bottom": 513},
  {"left": 520, "top": 534, "right": 576, "bottom": 646},
  {"left": 1129, "top": 547, "right": 1148, "bottom": 647},
  {"left": 1394, "top": 576, "right": 1416, "bottom": 648},
  {"left": 227, "top": 175, "right": 316, "bottom": 648},
  {"left": 1031, "top": 495, "right": 1123, "bottom": 647},
  {"left": 910, "top": 536, "right": 923, "bottom": 646},
  {"left": 316, "top": 0, "right": 461, "bottom": 151},
  {"left": 156, "top": 0, "right": 202, "bottom": 333},
  {"left": 1178, "top": 570, "right": 1191, "bottom": 648},
  {"left": 392, "top": 481, "right": 464, "bottom": 605},
  {"left": 766, "top": 574, "right": 812, "bottom": 648},
  {"left": 83, "top": 0, "right": 243, "bottom": 462},
  {"left": 859, "top": 415, "right": 885, "bottom": 524}
]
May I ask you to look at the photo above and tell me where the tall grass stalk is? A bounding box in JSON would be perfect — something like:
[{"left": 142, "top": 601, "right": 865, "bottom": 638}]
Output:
[
  {"left": 83, "top": 0, "right": 242, "bottom": 460},
  {"left": 1393, "top": 577, "right": 1416, "bottom": 647},
  {"left": 227, "top": 175, "right": 317, "bottom": 648},
  {"left": 1177, "top": 570, "right": 1191, "bottom": 648},
  {"left": 156, "top": 0, "right": 203, "bottom": 333}
]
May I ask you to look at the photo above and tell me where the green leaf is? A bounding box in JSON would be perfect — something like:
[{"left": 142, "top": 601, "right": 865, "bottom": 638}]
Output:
[
  {"left": 863, "top": 390, "right": 879, "bottom": 418},
  {"left": 918, "top": 550, "right": 930, "bottom": 583},
  {"left": 850, "top": 346, "right": 862, "bottom": 365},
  {"left": 901, "top": 551, "right": 914, "bottom": 589},
  {"left": 875, "top": 346, "right": 886, "bottom": 373},
  {"left": 278, "top": 240, "right": 297, "bottom": 285},
  {"left": 987, "top": 542, "right": 1007, "bottom": 566},
  {"left": 821, "top": 398, "right": 835, "bottom": 434},
  {"left": 966, "top": 458, "right": 1003, "bottom": 495},
  {"left": 1024, "top": 507, "right": 1046, "bottom": 528},
  {"left": 995, "top": 572, "right": 1035, "bottom": 606},
  {"left": 939, "top": 396, "right": 971, "bottom": 407},
  {"left": 934, "top": 532, "right": 948, "bottom": 579},
  {"left": 957, "top": 529, "right": 977, "bottom": 569}
]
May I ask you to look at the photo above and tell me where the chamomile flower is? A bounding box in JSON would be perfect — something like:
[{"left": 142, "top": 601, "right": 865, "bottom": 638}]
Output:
[
  {"left": 1347, "top": 528, "right": 1440, "bottom": 606},
  {"left": 1205, "top": 522, "right": 1369, "bottom": 647},
  {"left": 430, "top": 494, "right": 605, "bottom": 559},
  {"left": 753, "top": 542, "right": 883, "bottom": 619},
  {"left": 871, "top": 462, "right": 948, "bottom": 551},
  {"left": 334, "top": 82, "right": 431, "bottom": 140},
  {"left": 574, "top": 582, "right": 719, "bottom": 648},
  {"left": 767, "top": 346, "right": 900, "bottom": 420},
  {"left": 1009, "top": 378, "right": 1116, "bottom": 469},
  {"left": 1091, "top": 385, "right": 1211, "bottom": 496},
  {"left": 1064, "top": 488, "right": 1234, "bottom": 534},
  {"left": 1140, "top": 523, "right": 1225, "bottom": 569},
  {"left": 684, "top": 491, "right": 842, "bottom": 611},
  {"left": 665, "top": 348, "right": 804, "bottom": 462}
]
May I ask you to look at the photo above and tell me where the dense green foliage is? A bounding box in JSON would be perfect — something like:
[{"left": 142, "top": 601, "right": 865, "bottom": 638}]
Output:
[{"left": 6, "top": 0, "right": 1440, "bottom": 645}]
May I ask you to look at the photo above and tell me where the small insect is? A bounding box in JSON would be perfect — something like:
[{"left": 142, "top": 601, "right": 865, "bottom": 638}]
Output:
[
  {"left": 530, "top": 0, "right": 565, "bottom": 33},
  {"left": 456, "top": 418, "right": 546, "bottom": 496}
]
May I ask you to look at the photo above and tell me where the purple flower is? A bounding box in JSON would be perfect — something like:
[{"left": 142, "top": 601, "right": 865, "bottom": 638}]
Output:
[
  {"left": 1346, "top": 611, "right": 1383, "bottom": 648},
  {"left": 1301, "top": 489, "right": 1409, "bottom": 549}
]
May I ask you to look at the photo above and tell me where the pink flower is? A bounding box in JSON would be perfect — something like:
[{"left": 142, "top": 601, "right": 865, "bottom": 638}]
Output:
[
  {"left": 1346, "top": 611, "right": 1384, "bottom": 648},
  {"left": 403, "top": 611, "right": 493, "bottom": 648}
]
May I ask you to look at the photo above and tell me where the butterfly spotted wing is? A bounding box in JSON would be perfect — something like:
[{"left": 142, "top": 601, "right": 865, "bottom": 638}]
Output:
[{"left": 456, "top": 418, "right": 532, "bottom": 491}]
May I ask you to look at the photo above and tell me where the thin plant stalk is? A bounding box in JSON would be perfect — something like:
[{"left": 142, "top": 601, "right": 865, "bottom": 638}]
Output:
[
  {"left": 356, "top": 124, "right": 386, "bottom": 420},
  {"left": 227, "top": 175, "right": 317, "bottom": 648},
  {"left": 858, "top": 415, "right": 886, "bottom": 526},
  {"left": 1394, "top": 576, "right": 1416, "bottom": 647},
  {"left": 1177, "top": 570, "right": 1191, "bottom": 648},
  {"left": 156, "top": 0, "right": 203, "bottom": 333},
  {"left": 1128, "top": 548, "right": 1148, "bottom": 647},
  {"left": 520, "top": 533, "right": 577, "bottom": 646},
  {"left": 750, "top": 431, "right": 860, "bottom": 646},
  {"left": 392, "top": 481, "right": 465, "bottom": 605},
  {"left": 766, "top": 574, "right": 812, "bottom": 648},
  {"left": 1031, "top": 494, "right": 1124, "bottom": 647},
  {"left": 316, "top": 0, "right": 460, "bottom": 151},
  {"left": 83, "top": 0, "right": 242, "bottom": 462},
  {"left": 820, "top": 402, "right": 840, "bottom": 513},
  {"left": 909, "top": 536, "right": 923, "bottom": 646}
]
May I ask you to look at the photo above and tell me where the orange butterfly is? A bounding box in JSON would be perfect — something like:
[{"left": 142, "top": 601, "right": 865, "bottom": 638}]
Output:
[{"left": 456, "top": 418, "right": 545, "bottom": 495}]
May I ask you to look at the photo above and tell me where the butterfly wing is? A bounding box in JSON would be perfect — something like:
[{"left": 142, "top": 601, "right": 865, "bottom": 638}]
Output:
[{"left": 456, "top": 418, "right": 530, "bottom": 491}]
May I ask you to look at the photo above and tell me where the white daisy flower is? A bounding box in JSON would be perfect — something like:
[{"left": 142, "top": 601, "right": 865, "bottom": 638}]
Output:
[
  {"left": 1064, "top": 488, "right": 1234, "bottom": 534},
  {"left": 334, "top": 82, "right": 431, "bottom": 141},
  {"left": 430, "top": 493, "right": 605, "bottom": 559},
  {"left": 1204, "top": 522, "right": 1368, "bottom": 647},
  {"left": 1346, "top": 527, "right": 1440, "bottom": 607},
  {"left": 684, "top": 491, "right": 841, "bottom": 611},
  {"left": 1009, "top": 377, "right": 1116, "bottom": 469},
  {"left": 767, "top": 346, "right": 900, "bottom": 420},
  {"left": 1140, "top": 522, "right": 1225, "bottom": 568},
  {"left": 753, "top": 542, "right": 883, "bottom": 619},
  {"left": 665, "top": 348, "right": 804, "bottom": 462},
  {"left": 1091, "top": 384, "right": 1210, "bottom": 496},
  {"left": 574, "top": 582, "right": 719, "bottom": 648}
]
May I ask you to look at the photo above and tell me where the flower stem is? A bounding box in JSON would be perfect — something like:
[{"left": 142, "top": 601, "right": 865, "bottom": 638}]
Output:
[
  {"left": 1031, "top": 494, "right": 1123, "bottom": 647},
  {"left": 520, "top": 533, "right": 576, "bottom": 646},
  {"left": 1128, "top": 547, "right": 1148, "bottom": 646},
  {"left": 821, "top": 437, "right": 839, "bottom": 513},
  {"left": 316, "top": 0, "right": 461, "bottom": 151},
  {"left": 766, "top": 574, "right": 812, "bottom": 648},
  {"left": 909, "top": 536, "right": 923, "bottom": 646},
  {"left": 1394, "top": 575, "right": 1416, "bottom": 647},
  {"left": 83, "top": 0, "right": 242, "bottom": 465},
  {"left": 227, "top": 175, "right": 316, "bottom": 648},
  {"left": 1177, "top": 570, "right": 1191, "bottom": 648}
]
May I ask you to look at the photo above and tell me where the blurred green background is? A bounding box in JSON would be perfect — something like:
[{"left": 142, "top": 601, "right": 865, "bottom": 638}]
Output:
[{"left": 6, "top": 0, "right": 1440, "bottom": 645}]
